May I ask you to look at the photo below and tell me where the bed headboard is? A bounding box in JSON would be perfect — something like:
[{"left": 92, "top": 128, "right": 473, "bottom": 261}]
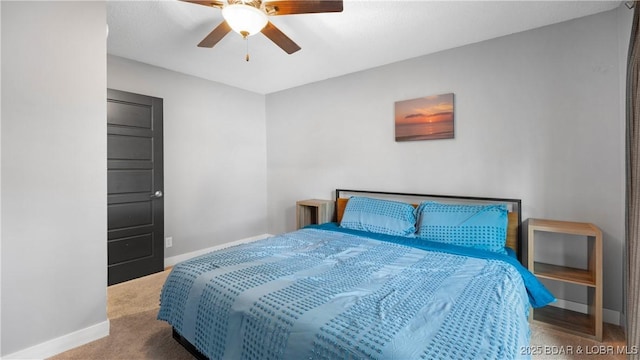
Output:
[{"left": 335, "top": 189, "right": 522, "bottom": 261}]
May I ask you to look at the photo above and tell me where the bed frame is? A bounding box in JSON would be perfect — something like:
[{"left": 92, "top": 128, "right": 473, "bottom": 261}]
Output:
[
  {"left": 334, "top": 189, "right": 523, "bottom": 261},
  {"left": 172, "top": 189, "right": 523, "bottom": 360},
  {"left": 173, "top": 328, "right": 207, "bottom": 360}
]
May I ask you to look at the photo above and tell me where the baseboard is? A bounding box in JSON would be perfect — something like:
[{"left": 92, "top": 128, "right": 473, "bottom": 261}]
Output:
[
  {"left": 1, "top": 320, "right": 110, "bottom": 360},
  {"left": 164, "top": 233, "right": 273, "bottom": 268},
  {"left": 549, "top": 299, "right": 621, "bottom": 326}
]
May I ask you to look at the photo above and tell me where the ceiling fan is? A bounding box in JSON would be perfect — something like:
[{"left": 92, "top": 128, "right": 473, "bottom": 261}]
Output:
[{"left": 182, "top": 0, "right": 344, "bottom": 55}]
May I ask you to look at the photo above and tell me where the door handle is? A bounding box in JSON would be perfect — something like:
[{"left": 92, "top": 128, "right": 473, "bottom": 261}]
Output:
[{"left": 151, "top": 190, "right": 163, "bottom": 199}]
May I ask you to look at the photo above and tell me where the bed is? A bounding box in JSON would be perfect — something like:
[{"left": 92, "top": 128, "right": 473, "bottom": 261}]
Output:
[{"left": 158, "top": 189, "right": 554, "bottom": 359}]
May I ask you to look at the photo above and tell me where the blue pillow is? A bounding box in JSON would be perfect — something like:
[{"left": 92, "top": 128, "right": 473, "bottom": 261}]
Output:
[
  {"left": 416, "top": 201, "right": 508, "bottom": 254},
  {"left": 340, "top": 196, "right": 416, "bottom": 237}
]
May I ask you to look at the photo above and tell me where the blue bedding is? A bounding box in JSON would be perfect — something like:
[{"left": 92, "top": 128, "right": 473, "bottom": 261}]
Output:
[{"left": 158, "top": 225, "right": 554, "bottom": 360}]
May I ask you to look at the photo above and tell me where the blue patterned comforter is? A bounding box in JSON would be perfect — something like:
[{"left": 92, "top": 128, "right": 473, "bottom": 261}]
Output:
[{"left": 158, "top": 225, "right": 553, "bottom": 360}]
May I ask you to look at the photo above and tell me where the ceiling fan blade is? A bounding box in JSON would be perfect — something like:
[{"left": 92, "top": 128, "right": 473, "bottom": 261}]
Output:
[
  {"left": 180, "top": 0, "right": 225, "bottom": 9},
  {"left": 263, "top": 0, "right": 343, "bottom": 15},
  {"left": 261, "top": 21, "right": 301, "bottom": 54},
  {"left": 198, "top": 21, "right": 232, "bottom": 48}
]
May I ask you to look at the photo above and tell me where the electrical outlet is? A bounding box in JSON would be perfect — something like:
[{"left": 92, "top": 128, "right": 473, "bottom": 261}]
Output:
[{"left": 165, "top": 236, "right": 173, "bottom": 248}]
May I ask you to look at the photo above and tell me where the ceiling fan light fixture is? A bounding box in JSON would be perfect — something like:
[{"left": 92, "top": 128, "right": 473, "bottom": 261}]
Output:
[{"left": 222, "top": 4, "right": 268, "bottom": 37}]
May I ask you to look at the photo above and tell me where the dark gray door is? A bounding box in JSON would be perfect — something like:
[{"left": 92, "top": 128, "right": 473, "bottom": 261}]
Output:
[{"left": 107, "top": 89, "right": 164, "bottom": 285}]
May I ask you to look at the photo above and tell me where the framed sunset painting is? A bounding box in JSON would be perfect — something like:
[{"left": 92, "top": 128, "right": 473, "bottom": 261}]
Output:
[{"left": 395, "top": 93, "right": 454, "bottom": 141}]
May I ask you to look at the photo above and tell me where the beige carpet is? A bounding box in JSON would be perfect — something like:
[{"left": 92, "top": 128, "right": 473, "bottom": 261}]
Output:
[
  {"left": 529, "top": 322, "right": 627, "bottom": 360},
  {"left": 49, "top": 270, "right": 192, "bottom": 360},
  {"left": 49, "top": 269, "right": 626, "bottom": 360}
]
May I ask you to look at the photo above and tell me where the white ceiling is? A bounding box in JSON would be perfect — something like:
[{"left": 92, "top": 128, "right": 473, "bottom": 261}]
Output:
[{"left": 107, "top": 0, "right": 621, "bottom": 94}]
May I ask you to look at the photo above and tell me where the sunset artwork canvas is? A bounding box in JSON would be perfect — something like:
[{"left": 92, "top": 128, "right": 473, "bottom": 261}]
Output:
[{"left": 395, "top": 93, "right": 454, "bottom": 141}]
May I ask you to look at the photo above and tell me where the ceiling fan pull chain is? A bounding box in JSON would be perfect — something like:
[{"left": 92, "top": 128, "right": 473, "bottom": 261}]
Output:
[
  {"left": 239, "top": 30, "right": 250, "bottom": 62},
  {"left": 245, "top": 36, "right": 250, "bottom": 61}
]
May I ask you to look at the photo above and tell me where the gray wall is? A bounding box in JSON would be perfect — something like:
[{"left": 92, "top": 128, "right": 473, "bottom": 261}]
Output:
[
  {"left": 107, "top": 56, "right": 268, "bottom": 258},
  {"left": 1, "top": 1, "right": 107, "bottom": 355},
  {"left": 266, "top": 8, "right": 627, "bottom": 318}
]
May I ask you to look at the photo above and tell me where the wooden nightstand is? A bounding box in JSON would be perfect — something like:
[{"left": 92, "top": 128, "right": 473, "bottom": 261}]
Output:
[
  {"left": 525, "top": 218, "right": 602, "bottom": 341},
  {"left": 296, "top": 199, "right": 335, "bottom": 229}
]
